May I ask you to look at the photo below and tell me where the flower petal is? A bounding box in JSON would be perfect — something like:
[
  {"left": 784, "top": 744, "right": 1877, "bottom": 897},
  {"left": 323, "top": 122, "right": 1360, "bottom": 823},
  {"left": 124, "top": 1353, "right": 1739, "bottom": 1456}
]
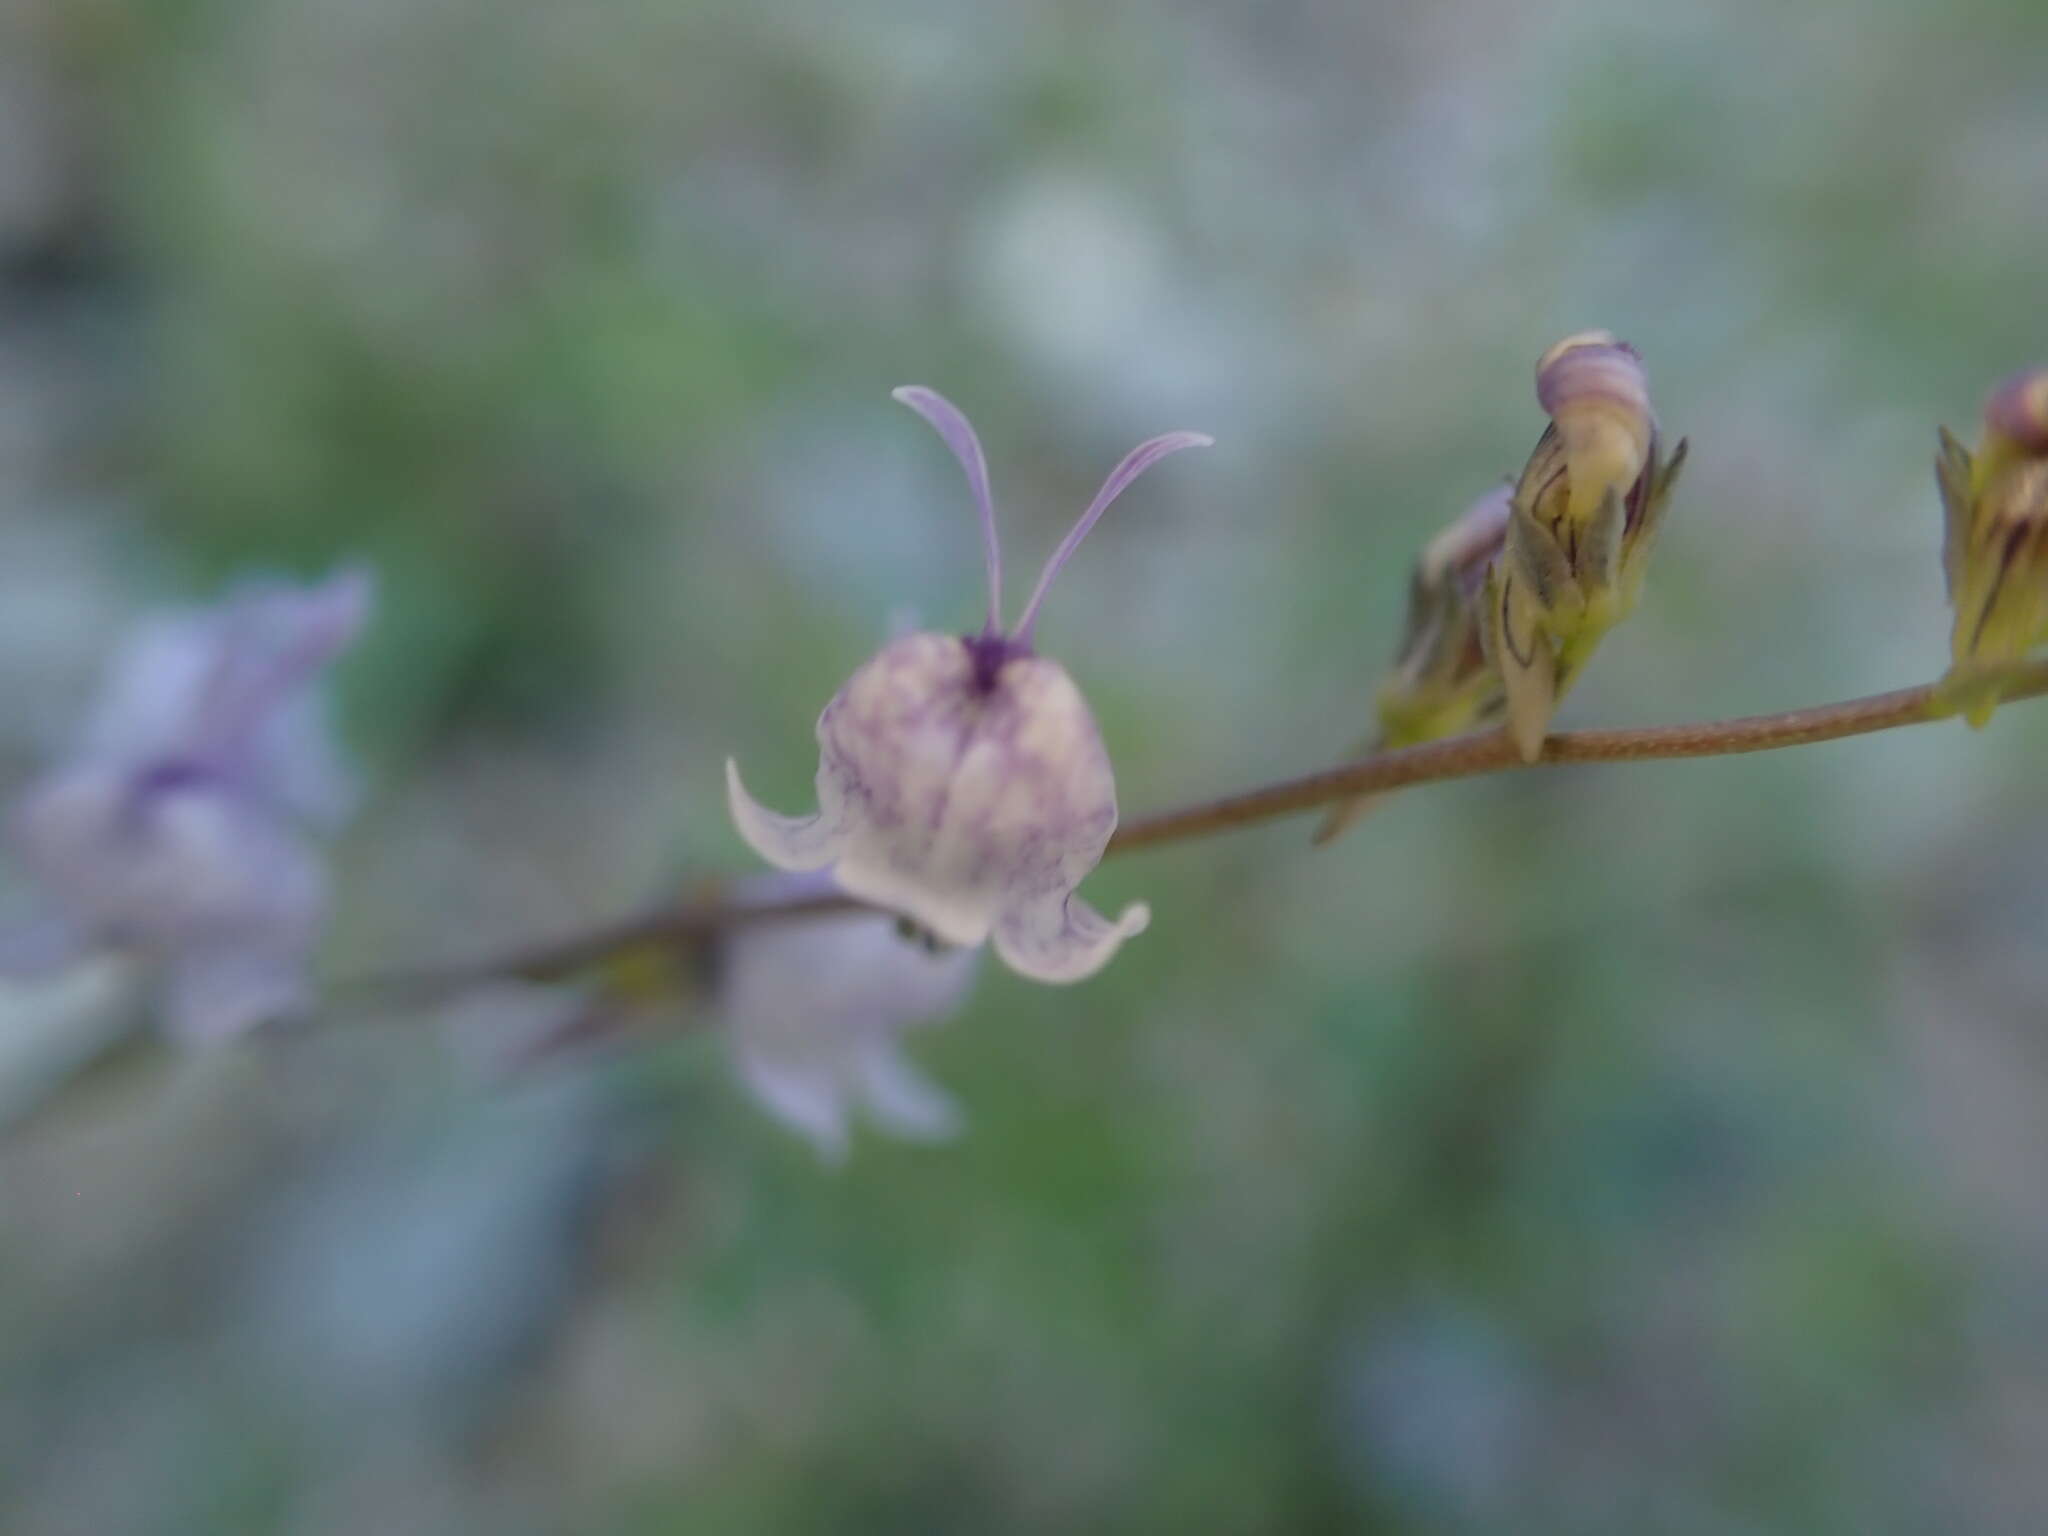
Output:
[
  {"left": 993, "top": 890, "right": 1149, "bottom": 984},
  {"left": 159, "top": 945, "right": 309, "bottom": 1044},
  {"left": 719, "top": 907, "right": 978, "bottom": 1159},
  {"left": 831, "top": 859, "right": 1001, "bottom": 949},
  {"left": 734, "top": 1052, "right": 853, "bottom": 1164},
  {"left": 725, "top": 757, "right": 847, "bottom": 872},
  {"left": 199, "top": 567, "right": 374, "bottom": 724},
  {"left": 804, "top": 641, "right": 1130, "bottom": 964},
  {"left": 0, "top": 913, "right": 91, "bottom": 980},
  {"left": 855, "top": 1044, "right": 962, "bottom": 1142}
]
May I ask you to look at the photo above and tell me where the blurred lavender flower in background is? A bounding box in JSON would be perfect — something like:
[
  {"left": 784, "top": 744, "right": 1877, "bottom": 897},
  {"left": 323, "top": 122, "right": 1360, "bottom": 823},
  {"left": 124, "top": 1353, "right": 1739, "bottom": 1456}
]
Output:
[
  {"left": 0, "top": 567, "right": 373, "bottom": 1043},
  {"left": 716, "top": 872, "right": 979, "bottom": 1162}
]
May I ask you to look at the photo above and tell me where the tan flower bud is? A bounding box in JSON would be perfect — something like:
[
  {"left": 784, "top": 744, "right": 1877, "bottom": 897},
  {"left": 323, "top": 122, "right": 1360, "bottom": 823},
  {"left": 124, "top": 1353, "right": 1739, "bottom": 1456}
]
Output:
[
  {"left": 1937, "top": 368, "right": 2048, "bottom": 726},
  {"left": 1486, "top": 332, "right": 1687, "bottom": 759}
]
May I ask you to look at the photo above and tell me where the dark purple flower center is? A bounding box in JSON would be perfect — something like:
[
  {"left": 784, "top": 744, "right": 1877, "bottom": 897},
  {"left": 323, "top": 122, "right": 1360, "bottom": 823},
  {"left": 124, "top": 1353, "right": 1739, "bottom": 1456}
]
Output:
[{"left": 962, "top": 631, "right": 1025, "bottom": 694}]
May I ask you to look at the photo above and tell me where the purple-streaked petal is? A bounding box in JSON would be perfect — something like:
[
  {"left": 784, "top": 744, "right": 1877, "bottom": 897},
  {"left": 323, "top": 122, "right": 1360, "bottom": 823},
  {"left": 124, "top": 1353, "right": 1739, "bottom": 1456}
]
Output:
[
  {"left": 725, "top": 758, "right": 848, "bottom": 873},
  {"left": 809, "top": 637, "right": 1093, "bottom": 950},
  {"left": 730, "top": 630, "right": 1147, "bottom": 987},
  {"left": 993, "top": 890, "right": 1149, "bottom": 984},
  {"left": 1013, "top": 430, "right": 1213, "bottom": 641},
  {"left": 893, "top": 386, "right": 1004, "bottom": 632}
]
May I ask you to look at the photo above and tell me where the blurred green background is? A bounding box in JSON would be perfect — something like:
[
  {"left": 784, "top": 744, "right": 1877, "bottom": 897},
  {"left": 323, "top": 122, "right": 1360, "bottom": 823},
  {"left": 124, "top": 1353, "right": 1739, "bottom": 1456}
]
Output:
[{"left": 4, "top": 0, "right": 2048, "bottom": 1530}]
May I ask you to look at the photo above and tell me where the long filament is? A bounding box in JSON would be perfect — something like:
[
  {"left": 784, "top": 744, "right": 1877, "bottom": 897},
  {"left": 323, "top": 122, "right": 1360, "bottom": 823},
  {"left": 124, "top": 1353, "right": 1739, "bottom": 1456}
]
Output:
[
  {"left": 892, "top": 387, "right": 1005, "bottom": 633},
  {"left": 1012, "top": 431, "right": 1212, "bottom": 644}
]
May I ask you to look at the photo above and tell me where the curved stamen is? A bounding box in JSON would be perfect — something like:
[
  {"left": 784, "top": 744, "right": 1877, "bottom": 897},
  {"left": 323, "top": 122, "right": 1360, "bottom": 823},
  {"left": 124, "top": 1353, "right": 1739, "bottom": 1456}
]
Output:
[
  {"left": 893, "top": 387, "right": 1004, "bottom": 634},
  {"left": 1012, "top": 431, "right": 1212, "bottom": 644}
]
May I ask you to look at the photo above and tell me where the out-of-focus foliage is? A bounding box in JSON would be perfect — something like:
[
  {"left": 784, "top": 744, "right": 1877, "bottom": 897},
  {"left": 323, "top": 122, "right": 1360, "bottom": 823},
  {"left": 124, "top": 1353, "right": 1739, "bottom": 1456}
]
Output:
[{"left": 3, "top": 0, "right": 2048, "bottom": 1530}]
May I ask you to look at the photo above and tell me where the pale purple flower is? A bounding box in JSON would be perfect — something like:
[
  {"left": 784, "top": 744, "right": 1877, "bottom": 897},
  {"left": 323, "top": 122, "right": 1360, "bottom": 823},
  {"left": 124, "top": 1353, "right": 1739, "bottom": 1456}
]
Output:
[
  {"left": 1, "top": 567, "right": 373, "bottom": 1042},
  {"left": 718, "top": 874, "right": 979, "bottom": 1161},
  {"left": 727, "top": 387, "right": 1210, "bottom": 983}
]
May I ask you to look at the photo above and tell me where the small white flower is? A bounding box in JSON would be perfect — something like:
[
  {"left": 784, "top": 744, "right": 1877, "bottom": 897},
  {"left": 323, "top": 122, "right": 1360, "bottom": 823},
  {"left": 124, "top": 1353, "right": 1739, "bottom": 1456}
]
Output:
[
  {"left": 718, "top": 875, "right": 979, "bottom": 1162},
  {"left": 2, "top": 567, "right": 373, "bottom": 1042},
  {"left": 728, "top": 387, "right": 1209, "bottom": 983}
]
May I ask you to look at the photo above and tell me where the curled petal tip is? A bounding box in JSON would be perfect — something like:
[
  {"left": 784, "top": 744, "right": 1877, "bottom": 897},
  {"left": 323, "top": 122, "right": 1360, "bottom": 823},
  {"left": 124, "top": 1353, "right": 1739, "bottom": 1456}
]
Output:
[
  {"left": 725, "top": 757, "right": 844, "bottom": 873},
  {"left": 994, "top": 892, "right": 1150, "bottom": 984}
]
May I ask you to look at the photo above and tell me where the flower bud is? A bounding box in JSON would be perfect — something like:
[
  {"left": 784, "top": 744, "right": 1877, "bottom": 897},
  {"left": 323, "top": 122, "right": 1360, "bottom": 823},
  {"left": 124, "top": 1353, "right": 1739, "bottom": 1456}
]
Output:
[
  {"left": 1314, "top": 484, "right": 1510, "bottom": 845},
  {"left": 1937, "top": 368, "right": 2048, "bottom": 726},
  {"left": 1485, "top": 332, "right": 1687, "bottom": 759},
  {"left": 727, "top": 388, "right": 1209, "bottom": 983}
]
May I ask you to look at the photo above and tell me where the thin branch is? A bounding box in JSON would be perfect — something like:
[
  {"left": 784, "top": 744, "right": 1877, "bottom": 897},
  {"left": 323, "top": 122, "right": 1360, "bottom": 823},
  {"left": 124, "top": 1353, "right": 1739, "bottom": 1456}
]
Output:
[
  {"left": 1111, "top": 661, "right": 2048, "bottom": 852},
  {"left": 325, "top": 881, "right": 857, "bottom": 1013},
  {"left": 333, "top": 659, "right": 2048, "bottom": 1004}
]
